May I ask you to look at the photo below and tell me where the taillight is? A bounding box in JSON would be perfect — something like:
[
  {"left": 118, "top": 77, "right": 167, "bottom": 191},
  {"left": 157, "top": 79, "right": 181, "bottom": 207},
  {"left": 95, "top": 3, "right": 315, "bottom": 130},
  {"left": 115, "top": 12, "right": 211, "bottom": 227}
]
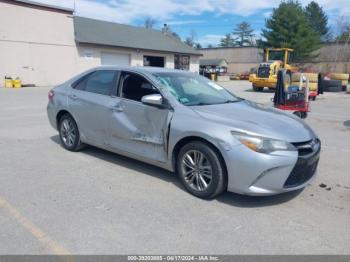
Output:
[{"left": 48, "top": 90, "right": 54, "bottom": 102}]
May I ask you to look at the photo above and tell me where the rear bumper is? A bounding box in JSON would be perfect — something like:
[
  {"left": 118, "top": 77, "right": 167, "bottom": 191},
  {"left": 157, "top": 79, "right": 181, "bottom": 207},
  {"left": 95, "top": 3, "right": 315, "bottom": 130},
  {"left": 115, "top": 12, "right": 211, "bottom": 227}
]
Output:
[
  {"left": 47, "top": 102, "right": 58, "bottom": 130},
  {"left": 223, "top": 140, "right": 320, "bottom": 196}
]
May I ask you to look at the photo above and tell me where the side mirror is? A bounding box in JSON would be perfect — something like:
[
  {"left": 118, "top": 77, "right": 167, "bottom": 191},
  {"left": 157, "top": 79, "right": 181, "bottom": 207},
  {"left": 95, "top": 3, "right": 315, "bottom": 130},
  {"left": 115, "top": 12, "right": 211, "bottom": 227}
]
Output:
[{"left": 141, "top": 94, "right": 163, "bottom": 107}]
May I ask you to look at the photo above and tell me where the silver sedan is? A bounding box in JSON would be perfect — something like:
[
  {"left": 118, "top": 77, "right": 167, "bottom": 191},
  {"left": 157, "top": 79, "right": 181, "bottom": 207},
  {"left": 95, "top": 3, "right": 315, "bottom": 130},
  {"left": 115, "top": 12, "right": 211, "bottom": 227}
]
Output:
[{"left": 47, "top": 67, "right": 321, "bottom": 199}]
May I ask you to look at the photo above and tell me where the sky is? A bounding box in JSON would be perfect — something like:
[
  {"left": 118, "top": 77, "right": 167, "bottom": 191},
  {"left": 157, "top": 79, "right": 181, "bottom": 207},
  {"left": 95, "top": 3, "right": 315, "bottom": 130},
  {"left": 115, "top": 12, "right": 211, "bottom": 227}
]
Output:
[{"left": 31, "top": 0, "right": 349, "bottom": 47}]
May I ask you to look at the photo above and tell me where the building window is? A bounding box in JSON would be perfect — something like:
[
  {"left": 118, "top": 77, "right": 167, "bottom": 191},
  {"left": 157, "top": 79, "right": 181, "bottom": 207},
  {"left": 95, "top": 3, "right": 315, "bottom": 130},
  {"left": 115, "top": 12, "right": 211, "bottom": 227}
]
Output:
[
  {"left": 143, "top": 56, "right": 165, "bottom": 67},
  {"left": 175, "top": 54, "right": 190, "bottom": 70}
]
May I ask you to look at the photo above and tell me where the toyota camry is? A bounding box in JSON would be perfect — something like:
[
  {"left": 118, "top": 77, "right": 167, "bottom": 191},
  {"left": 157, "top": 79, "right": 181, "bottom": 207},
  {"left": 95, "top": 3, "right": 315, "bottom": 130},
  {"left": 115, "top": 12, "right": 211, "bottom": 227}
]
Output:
[{"left": 47, "top": 67, "right": 321, "bottom": 199}]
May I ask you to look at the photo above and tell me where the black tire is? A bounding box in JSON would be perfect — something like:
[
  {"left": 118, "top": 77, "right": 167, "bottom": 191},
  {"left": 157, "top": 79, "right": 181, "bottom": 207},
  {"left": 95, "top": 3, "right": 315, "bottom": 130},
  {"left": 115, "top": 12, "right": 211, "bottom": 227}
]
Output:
[
  {"left": 293, "top": 111, "right": 302, "bottom": 118},
  {"left": 252, "top": 85, "right": 264, "bottom": 92},
  {"left": 58, "top": 114, "right": 84, "bottom": 151},
  {"left": 177, "top": 141, "right": 227, "bottom": 199},
  {"left": 323, "top": 80, "right": 342, "bottom": 92},
  {"left": 309, "top": 96, "right": 316, "bottom": 101}
]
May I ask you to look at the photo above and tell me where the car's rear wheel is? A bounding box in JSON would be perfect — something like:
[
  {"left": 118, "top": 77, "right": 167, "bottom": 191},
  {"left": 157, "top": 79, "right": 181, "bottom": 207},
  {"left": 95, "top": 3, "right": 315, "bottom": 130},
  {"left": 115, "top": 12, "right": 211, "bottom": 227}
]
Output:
[
  {"left": 58, "top": 114, "right": 83, "bottom": 151},
  {"left": 177, "top": 141, "right": 227, "bottom": 199}
]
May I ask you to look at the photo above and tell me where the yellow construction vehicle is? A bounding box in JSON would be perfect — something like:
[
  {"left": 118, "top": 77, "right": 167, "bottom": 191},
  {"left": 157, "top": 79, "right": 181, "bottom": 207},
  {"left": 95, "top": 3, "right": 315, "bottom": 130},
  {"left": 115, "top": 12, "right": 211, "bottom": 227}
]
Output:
[{"left": 249, "top": 48, "right": 298, "bottom": 91}]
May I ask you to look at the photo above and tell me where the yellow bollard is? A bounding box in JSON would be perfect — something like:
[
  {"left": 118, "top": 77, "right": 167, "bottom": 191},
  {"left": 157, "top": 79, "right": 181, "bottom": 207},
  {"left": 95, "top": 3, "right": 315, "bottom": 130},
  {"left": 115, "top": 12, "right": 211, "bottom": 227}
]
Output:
[{"left": 13, "top": 78, "right": 22, "bottom": 88}]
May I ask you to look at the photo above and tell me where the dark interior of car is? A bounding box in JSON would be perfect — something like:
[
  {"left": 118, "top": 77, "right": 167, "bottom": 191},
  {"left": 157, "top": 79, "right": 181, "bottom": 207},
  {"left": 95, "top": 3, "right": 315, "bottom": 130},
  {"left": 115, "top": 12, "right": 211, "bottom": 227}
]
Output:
[{"left": 121, "top": 73, "right": 159, "bottom": 102}]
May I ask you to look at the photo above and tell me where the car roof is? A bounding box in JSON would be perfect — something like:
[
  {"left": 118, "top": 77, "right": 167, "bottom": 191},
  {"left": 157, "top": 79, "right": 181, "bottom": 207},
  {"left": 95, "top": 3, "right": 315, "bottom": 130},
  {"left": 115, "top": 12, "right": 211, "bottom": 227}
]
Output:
[{"left": 92, "top": 66, "right": 193, "bottom": 75}]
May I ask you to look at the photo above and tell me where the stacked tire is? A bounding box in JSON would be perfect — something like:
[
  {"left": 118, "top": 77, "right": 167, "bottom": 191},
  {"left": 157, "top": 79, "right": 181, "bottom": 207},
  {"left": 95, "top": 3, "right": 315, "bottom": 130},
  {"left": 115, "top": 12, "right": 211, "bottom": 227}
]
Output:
[
  {"left": 330, "top": 73, "right": 349, "bottom": 91},
  {"left": 291, "top": 73, "right": 318, "bottom": 92}
]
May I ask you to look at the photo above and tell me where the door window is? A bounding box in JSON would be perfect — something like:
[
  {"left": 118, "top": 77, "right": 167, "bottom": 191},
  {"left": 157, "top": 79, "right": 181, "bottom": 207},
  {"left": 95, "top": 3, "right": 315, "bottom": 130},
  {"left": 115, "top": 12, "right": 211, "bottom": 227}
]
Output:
[
  {"left": 119, "top": 72, "right": 160, "bottom": 102},
  {"left": 73, "top": 70, "right": 117, "bottom": 96}
]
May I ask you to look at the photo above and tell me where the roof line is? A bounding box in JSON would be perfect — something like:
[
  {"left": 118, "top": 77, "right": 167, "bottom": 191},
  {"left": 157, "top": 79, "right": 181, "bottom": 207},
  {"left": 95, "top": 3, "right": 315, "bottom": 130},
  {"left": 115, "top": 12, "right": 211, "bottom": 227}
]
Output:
[
  {"left": 76, "top": 41, "right": 202, "bottom": 56},
  {"left": 74, "top": 16, "right": 202, "bottom": 56},
  {"left": 200, "top": 46, "right": 259, "bottom": 50},
  {"left": 13, "top": 0, "right": 74, "bottom": 13}
]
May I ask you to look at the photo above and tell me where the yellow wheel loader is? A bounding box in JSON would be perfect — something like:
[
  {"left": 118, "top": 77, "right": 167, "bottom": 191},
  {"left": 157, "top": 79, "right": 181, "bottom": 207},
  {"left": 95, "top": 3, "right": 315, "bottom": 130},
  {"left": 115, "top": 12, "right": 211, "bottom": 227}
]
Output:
[{"left": 249, "top": 48, "right": 298, "bottom": 91}]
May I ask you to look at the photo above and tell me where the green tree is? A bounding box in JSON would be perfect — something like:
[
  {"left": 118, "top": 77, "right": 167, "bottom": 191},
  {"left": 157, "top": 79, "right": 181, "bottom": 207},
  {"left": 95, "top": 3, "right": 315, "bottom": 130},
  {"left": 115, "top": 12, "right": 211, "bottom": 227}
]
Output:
[
  {"left": 335, "top": 16, "right": 350, "bottom": 42},
  {"left": 336, "top": 31, "right": 350, "bottom": 42},
  {"left": 170, "top": 31, "right": 181, "bottom": 41},
  {"left": 220, "top": 33, "right": 235, "bottom": 47},
  {"left": 195, "top": 43, "right": 202, "bottom": 49},
  {"left": 184, "top": 37, "right": 194, "bottom": 47},
  {"left": 261, "top": 0, "right": 320, "bottom": 60},
  {"left": 305, "top": 1, "right": 330, "bottom": 41},
  {"left": 232, "top": 22, "right": 255, "bottom": 46}
]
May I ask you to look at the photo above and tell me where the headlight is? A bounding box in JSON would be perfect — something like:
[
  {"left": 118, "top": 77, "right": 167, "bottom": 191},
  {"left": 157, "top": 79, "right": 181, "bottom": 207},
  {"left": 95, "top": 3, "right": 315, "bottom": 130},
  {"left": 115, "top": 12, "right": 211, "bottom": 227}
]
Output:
[{"left": 231, "top": 131, "right": 296, "bottom": 154}]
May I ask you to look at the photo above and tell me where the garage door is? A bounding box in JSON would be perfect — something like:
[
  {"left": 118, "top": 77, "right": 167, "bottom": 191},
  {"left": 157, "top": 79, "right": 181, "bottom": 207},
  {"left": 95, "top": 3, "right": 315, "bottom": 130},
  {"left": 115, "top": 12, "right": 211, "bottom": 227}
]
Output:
[{"left": 101, "top": 52, "right": 130, "bottom": 66}]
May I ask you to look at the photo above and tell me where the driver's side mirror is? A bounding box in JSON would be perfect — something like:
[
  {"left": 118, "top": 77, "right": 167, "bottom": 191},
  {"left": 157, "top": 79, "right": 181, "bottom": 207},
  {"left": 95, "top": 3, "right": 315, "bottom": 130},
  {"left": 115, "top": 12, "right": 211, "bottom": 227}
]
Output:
[{"left": 141, "top": 94, "right": 164, "bottom": 107}]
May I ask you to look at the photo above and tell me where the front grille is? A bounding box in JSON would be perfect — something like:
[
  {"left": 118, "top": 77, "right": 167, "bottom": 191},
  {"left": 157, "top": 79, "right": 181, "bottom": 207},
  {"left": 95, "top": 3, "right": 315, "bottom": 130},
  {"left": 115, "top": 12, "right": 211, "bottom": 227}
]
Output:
[
  {"left": 284, "top": 139, "right": 321, "bottom": 188},
  {"left": 257, "top": 66, "right": 270, "bottom": 78},
  {"left": 292, "top": 139, "right": 320, "bottom": 156}
]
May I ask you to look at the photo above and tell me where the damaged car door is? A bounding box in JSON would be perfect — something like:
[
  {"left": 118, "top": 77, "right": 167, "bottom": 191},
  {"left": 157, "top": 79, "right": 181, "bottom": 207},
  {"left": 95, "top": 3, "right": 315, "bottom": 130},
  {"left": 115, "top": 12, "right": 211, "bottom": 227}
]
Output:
[
  {"left": 108, "top": 71, "right": 173, "bottom": 162},
  {"left": 68, "top": 70, "right": 119, "bottom": 146}
]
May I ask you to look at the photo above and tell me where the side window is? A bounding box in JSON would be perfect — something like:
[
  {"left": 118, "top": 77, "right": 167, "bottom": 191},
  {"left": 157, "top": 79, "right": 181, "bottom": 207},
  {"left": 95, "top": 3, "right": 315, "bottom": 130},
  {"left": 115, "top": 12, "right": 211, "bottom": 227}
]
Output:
[
  {"left": 72, "top": 74, "right": 90, "bottom": 90},
  {"left": 120, "top": 72, "right": 159, "bottom": 102},
  {"left": 85, "top": 71, "right": 117, "bottom": 96},
  {"left": 73, "top": 70, "right": 117, "bottom": 96}
]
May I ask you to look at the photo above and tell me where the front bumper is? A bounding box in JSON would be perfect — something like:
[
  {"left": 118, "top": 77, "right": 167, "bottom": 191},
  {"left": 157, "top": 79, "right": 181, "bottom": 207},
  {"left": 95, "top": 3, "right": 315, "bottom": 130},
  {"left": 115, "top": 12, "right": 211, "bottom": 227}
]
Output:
[
  {"left": 250, "top": 77, "right": 277, "bottom": 88},
  {"left": 223, "top": 139, "right": 320, "bottom": 196}
]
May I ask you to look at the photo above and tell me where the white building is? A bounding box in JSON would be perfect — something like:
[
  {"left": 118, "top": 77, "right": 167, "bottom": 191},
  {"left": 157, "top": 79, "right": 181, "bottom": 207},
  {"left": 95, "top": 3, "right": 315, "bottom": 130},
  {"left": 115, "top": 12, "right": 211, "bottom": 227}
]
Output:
[{"left": 0, "top": 0, "right": 201, "bottom": 87}]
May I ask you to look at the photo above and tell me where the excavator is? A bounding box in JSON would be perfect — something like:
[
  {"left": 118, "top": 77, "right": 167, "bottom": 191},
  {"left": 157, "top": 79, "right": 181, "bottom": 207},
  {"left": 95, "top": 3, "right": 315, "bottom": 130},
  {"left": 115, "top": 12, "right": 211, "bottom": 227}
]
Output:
[{"left": 249, "top": 48, "right": 298, "bottom": 91}]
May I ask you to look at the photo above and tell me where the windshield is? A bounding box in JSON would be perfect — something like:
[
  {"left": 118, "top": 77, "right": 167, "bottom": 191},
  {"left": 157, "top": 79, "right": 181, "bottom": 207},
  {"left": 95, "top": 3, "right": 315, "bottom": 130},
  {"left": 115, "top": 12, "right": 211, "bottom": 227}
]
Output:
[{"left": 152, "top": 72, "right": 240, "bottom": 106}]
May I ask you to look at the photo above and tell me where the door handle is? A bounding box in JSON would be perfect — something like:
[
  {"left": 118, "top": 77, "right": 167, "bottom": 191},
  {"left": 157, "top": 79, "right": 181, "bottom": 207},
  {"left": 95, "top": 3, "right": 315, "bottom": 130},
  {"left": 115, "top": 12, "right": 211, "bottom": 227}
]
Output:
[
  {"left": 69, "top": 94, "right": 78, "bottom": 100},
  {"left": 111, "top": 104, "right": 124, "bottom": 112}
]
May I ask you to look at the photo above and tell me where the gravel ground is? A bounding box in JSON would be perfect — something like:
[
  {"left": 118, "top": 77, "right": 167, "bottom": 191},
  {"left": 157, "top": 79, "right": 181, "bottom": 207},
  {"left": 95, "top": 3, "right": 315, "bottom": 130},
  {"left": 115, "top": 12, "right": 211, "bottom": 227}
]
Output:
[{"left": 0, "top": 81, "right": 349, "bottom": 255}]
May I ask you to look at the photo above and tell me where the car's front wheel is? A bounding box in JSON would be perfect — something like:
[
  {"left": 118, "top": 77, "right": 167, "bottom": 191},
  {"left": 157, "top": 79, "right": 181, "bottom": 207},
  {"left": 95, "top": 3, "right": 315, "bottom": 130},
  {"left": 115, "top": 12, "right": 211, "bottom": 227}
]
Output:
[
  {"left": 177, "top": 141, "right": 227, "bottom": 199},
  {"left": 58, "top": 114, "right": 83, "bottom": 151}
]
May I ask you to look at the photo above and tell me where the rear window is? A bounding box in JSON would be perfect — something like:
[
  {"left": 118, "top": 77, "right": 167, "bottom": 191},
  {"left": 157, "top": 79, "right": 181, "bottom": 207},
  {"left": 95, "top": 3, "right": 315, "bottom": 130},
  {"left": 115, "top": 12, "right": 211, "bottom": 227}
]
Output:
[{"left": 72, "top": 70, "right": 117, "bottom": 96}]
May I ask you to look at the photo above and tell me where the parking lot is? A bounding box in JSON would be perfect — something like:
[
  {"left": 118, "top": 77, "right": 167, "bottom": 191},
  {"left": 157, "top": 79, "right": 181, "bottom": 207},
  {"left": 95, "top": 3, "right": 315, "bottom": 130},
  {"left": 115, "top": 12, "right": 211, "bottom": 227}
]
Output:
[{"left": 0, "top": 81, "right": 349, "bottom": 255}]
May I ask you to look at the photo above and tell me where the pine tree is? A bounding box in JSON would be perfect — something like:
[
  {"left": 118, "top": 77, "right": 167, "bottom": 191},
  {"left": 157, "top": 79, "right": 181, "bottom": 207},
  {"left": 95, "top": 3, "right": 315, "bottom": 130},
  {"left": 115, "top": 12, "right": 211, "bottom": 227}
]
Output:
[
  {"left": 305, "top": 1, "right": 330, "bottom": 41},
  {"left": 232, "top": 22, "right": 254, "bottom": 46},
  {"left": 219, "top": 34, "right": 235, "bottom": 47},
  {"left": 261, "top": 0, "right": 321, "bottom": 60}
]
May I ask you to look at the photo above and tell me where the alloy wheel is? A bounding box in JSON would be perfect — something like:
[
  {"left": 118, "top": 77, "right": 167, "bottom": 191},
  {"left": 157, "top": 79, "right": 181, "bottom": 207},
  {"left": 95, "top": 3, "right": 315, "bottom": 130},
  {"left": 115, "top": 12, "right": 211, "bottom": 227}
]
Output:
[
  {"left": 181, "top": 150, "right": 213, "bottom": 191},
  {"left": 60, "top": 118, "right": 76, "bottom": 147}
]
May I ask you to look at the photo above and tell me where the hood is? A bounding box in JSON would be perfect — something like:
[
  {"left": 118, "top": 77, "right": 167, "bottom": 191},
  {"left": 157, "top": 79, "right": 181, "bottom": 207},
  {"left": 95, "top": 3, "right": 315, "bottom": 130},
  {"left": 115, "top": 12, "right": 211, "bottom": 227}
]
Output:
[{"left": 190, "top": 100, "right": 316, "bottom": 143}]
